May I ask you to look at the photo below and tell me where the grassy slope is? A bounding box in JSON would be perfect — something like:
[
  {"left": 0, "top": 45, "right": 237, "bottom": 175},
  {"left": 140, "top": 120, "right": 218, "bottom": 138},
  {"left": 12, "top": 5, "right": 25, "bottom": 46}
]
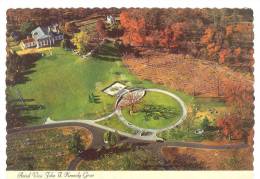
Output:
[
  {"left": 97, "top": 117, "right": 135, "bottom": 134},
  {"left": 8, "top": 47, "right": 121, "bottom": 122},
  {"left": 7, "top": 42, "right": 225, "bottom": 136},
  {"left": 122, "top": 92, "right": 182, "bottom": 129}
]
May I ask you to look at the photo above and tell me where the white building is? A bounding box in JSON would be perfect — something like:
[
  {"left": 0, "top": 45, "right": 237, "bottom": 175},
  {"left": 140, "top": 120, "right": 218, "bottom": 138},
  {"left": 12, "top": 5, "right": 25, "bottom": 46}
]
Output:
[{"left": 21, "top": 24, "right": 64, "bottom": 49}]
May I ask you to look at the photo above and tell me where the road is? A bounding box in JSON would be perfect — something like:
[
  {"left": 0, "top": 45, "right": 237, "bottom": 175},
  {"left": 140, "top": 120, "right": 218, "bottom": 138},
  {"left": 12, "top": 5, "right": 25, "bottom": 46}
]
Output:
[{"left": 7, "top": 122, "right": 106, "bottom": 149}]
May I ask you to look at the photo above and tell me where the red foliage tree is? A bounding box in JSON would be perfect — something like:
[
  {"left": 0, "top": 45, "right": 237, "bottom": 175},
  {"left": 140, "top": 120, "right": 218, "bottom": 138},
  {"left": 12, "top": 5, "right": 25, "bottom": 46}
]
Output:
[
  {"left": 96, "top": 20, "right": 107, "bottom": 38},
  {"left": 217, "top": 115, "right": 244, "bottom": 140},
  {"left": 219, "top": 49, "right": 231, "bottom": 64}
]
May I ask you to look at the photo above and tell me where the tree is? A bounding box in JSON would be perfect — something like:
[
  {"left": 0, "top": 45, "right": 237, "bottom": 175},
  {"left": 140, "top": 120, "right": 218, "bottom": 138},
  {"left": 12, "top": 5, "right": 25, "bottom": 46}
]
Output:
[
  {"left": 69, "top": 132, "right": 85, "bottom": 155},
  {"left": 201, "top": 116, "right": 210, "bottom": 131},
  {"left": 60, "top": 38, "right": 71, "bottom": 49},
  {"left": 120, "top": 11, "right": 145, "bottom": 46},
  {"left": 223, "top": 79, "right": 254, "bottom": 126},
  {"left": 88, "top": 92, "right": 101, "bottom": 104},
  {"left": 103, "top": 131, "right": 119, "bottom": 147},
  {"left": 64, "top": 22, "right": 78, "bottom": 34},
  {"left": 20, "top": 22, "right": 36, "bottom": 37},
  {"left": 219, "top": 49, "right": 231, "bottom": 64},
  {"left": 71, "top": 32, "right": 90, "bottom": 54},
  {"left": 96, "top": 20, "right": 107, "bottom": 38},
  {"left": 119, "top": 91, "right": 142, "bottom": 114},
  {"left": 217, "top": 115, "right": 244, "bottom": 140},
  {"left": 60, "top": 40, "right": 65, "bottom": 49}
]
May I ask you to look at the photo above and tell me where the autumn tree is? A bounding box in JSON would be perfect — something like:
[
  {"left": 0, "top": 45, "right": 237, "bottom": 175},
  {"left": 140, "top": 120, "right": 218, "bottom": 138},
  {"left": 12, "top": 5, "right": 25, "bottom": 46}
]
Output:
[
  {"left": 217, "top": 115, "right": 244, "bottom": 140},
  {"left": 223, "top": 79, "right": 254, "bottom": 126},
  {"left": 96, "top": 20, "right": 107, "bottom": 39},
  {"left": 120, "top": 11, "right": 145, "bottom": 46},
  {"left": 119, "top": 90, "right": 143, "bottom": 115},
  {"left": 119, "top": 9, "right": 253, "bottom": 66},
  {"left": 71, "top": 31, "right": 91, "bottom": 54},
  {"left": 64, "top": 22, "right": 78, "bottom": 34}
]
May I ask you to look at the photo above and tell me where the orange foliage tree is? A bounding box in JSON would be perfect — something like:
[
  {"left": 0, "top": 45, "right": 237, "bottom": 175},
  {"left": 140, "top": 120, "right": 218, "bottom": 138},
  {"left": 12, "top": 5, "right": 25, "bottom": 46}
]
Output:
[{"left": 217, "top": 115, "right": 244, "bottom": 140}]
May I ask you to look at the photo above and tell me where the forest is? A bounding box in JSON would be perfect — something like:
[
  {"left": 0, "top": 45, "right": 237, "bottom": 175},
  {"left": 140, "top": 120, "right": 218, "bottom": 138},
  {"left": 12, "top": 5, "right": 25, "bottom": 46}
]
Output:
[{"left": 120, "top": 8, "right": 253, "bottom": 67}]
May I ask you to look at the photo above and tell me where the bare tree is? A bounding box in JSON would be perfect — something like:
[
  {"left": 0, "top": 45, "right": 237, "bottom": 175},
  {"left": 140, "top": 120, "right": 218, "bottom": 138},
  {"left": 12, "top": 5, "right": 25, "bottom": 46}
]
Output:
[{"left": 119, "top": 91, "right": 143, "bottom": 114}]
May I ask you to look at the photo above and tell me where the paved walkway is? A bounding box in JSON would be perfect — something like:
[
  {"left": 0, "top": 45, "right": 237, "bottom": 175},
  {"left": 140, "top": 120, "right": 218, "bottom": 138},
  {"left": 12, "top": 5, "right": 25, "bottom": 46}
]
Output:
[
  {"left": 43, "top": 88, "right": 188, "bottom": 141},
  {"left": 114, "top": 88, "right": 188, "bottom": 138}
]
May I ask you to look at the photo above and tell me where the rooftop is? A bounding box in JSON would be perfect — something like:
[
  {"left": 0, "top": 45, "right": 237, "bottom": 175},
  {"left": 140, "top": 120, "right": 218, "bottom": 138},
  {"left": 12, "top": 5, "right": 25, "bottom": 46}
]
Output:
[
  {"left": 31, "top": 25, "right": 61, "bottom": 40},
  {"left": 31, "top": 27, "right": 51, "bottom": 40}
]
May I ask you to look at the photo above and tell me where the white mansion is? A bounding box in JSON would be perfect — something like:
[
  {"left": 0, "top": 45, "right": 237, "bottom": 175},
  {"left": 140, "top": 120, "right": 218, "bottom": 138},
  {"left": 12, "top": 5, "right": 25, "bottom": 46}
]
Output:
[{"left": 21, "top": 24, "right": 64, "bottom": 49}]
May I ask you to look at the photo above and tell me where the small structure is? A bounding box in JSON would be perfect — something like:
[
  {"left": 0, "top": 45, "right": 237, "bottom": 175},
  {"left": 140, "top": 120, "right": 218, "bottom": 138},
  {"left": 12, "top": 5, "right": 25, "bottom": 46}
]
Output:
[
  {"left": 106, "top": 15, "right": 116, "bottom": 24},
  {"left": 194, "top": 129, "right": 204, "bottom": 135},
  {"left": 103, "top": 82, "right": 127, "bottom": 96}
]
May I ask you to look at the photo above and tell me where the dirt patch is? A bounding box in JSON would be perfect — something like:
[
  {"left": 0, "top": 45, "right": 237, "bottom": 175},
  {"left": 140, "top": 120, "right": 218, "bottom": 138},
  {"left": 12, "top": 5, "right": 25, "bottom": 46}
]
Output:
[
  {"left": 161, "top": 146, "right": 253, "bottom": 170},
  {"left": 123, "top": 51, "right": 253, "bottom": 97}
]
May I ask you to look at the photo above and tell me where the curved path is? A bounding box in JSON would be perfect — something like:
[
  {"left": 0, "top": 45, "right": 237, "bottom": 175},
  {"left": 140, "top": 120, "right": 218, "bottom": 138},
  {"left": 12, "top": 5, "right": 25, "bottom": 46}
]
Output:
[
  {"left": 7, "top": 123, "right": 249, "bottom": 151},
  {"left": 39, "top": 88, "right": 188, "bottom": 141},
  {"left": 115, "top": 88, "right": 188, "bottom": 134}
]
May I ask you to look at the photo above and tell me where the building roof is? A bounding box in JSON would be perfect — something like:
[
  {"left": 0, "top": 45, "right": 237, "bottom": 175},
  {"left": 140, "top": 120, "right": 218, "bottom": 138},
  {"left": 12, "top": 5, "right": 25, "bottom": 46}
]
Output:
[
  {"left": 31, "top": 27, "right": 51, "bottom": 40},
  {"left": 31, "top": 25, "right": 62, "bottom": 41}
]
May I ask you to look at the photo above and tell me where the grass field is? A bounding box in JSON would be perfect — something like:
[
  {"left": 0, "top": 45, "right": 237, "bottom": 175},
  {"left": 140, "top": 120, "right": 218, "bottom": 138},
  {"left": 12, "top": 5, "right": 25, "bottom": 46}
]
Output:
[
  {"left": 7, "top": 41, "right": 226, "bottom": 137},
  {"left": 6, "top": 127, "right": 92, "bottom": 170},
  {"left": 7, "top": 47, "right": 121, "bottom": 123},
  {"left": 97, "top": 117, "right": 135, "bottom": 134},
  {"left": 122, "top": 92, "right": 182, "bottom": 129},
  {"left": 7, "top": 42, "right": 194, "bottom": 125}
]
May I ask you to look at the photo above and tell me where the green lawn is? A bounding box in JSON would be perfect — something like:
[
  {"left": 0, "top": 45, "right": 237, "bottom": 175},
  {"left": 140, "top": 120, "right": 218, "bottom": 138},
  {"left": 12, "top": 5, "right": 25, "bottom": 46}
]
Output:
[
  {"left": 122, "top": 92, "right": 183, "bottom": 129},
  {"left": 7, "top": 47, "right": 119, "bottom": 122},
  {"left": 97, "top": 117, "right": 135, "bottom": 134},
  {"left": 7, "top": 41, "right": 225, "bottom": 133}
]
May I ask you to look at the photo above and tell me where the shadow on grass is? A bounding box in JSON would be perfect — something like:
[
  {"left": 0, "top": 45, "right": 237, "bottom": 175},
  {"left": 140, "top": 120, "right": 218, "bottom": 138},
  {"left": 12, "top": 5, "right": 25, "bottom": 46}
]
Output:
[
  {"left": 92, "top": 54, "right": 121, "bottom": 62},
  {"left": 6, "top": 98, "right": 45, "bottom": 129},
  {"left": 6, "top": 52, "right": 41, "bottom": 86}
]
